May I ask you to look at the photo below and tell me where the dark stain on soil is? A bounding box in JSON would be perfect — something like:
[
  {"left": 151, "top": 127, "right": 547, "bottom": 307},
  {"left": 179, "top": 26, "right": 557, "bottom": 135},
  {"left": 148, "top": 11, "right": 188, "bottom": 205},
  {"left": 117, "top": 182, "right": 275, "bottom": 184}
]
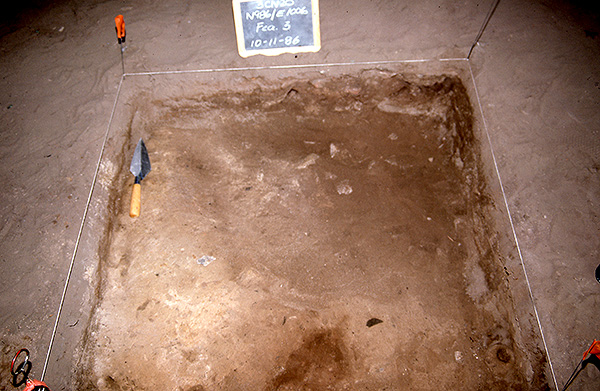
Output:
[
  {"left": 268, "top": 328, "right": 349, "bottom": 390},
  {"left": 76, "top": 70, "right": 549, "bottom": 390}
]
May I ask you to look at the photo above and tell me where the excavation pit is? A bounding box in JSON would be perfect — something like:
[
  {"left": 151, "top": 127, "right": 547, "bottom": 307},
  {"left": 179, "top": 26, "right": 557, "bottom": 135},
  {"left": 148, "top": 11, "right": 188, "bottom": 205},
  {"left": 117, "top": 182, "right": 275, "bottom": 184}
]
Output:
[{"left": 78, "top": 69, "right": 548, "bottom": 390}]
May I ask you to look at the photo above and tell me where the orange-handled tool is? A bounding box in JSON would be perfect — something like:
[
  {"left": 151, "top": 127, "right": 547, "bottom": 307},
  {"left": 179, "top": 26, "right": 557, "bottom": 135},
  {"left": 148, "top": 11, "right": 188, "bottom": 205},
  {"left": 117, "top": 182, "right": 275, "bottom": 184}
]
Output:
[
  {"left": 583, "top": 339, "right": 600, "bottom": 360},
  {"left": 115, "top": 15, "right": 126, "bottom": 44},
  {"left": 129, "top": 139, "right": 151, "bottom": 218},
  {"left": 114, "top": 15, "right": 126, "bottom": 74},
  {"left": 562, "top": 339, "right": 600, "bottom": 390}
]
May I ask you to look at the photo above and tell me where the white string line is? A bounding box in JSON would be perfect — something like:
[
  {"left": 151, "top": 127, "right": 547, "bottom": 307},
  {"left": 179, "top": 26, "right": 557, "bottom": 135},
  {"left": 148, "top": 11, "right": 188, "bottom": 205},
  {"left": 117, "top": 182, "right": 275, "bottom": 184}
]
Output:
[
  {"left": 121, "top": 58, "right": 468, "bottom": 77},
  {"left": 467, "top": 62, "right": 558, "bottom": 390},
  {"left": 41, "top": 75, "right": 125, "bottom": 382}
]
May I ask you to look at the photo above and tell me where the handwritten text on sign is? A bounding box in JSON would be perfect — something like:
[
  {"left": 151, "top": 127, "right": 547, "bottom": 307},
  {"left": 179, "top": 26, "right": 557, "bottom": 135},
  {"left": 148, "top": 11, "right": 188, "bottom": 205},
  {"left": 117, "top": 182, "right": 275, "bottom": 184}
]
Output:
[{"left": 232, "top": 0, "right": 321, "bottom": 58}]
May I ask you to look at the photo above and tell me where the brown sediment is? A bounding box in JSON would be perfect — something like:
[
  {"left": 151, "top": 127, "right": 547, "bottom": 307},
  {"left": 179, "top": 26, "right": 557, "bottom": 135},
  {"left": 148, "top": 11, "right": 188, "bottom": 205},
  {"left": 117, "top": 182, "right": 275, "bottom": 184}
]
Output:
[{"left": 76, "top": 71, "right": 548, "bottom": 390}]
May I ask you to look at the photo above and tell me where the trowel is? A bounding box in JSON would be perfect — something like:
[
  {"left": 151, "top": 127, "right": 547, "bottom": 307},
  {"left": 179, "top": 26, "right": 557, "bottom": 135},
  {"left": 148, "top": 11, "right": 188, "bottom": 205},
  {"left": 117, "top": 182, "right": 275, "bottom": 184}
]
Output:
[{"left": 129, "top": 138, "right": 151, "bottom": 218}]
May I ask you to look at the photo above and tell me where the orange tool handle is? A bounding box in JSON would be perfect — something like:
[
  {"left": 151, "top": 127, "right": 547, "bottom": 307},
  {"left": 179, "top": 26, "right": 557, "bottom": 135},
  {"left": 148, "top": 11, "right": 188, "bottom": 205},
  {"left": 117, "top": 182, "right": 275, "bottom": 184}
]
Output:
[
  {"left": 130, "top": 183, "right": 141, "bottom": 218},
  {"left": 115, "top": 15, "right": 126, "bottom": 44},
  {"left": 583, "top": 339, "right": 600, "bottom": 360}
]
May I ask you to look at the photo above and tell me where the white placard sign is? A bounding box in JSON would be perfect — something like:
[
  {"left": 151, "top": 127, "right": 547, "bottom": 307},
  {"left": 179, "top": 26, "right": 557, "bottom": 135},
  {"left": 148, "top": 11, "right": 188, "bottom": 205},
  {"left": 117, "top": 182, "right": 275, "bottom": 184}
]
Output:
[{"left": 232, "top": 0, "right": 321, "bottom": 58}]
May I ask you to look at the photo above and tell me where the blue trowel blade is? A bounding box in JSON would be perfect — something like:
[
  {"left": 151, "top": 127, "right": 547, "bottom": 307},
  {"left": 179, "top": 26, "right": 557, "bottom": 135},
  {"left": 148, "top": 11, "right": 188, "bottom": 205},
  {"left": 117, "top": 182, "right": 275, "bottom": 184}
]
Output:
[{"left": 130, "top": 138, "right": 151, "bottom": 181}]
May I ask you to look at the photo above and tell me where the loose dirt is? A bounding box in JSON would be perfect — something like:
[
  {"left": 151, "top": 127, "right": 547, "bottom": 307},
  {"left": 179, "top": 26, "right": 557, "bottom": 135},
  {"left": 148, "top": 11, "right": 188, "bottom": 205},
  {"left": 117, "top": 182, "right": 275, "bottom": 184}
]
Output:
[{"left": 76, "top": 70, "right": 548, "bottom": 390}]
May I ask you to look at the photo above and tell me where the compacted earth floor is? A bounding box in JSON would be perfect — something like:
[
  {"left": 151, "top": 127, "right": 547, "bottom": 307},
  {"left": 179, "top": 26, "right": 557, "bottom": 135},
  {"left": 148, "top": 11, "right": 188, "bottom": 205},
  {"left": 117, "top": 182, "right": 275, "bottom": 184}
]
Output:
[{"left": 76, "top": 71, "right": 548, "bottom": 390}]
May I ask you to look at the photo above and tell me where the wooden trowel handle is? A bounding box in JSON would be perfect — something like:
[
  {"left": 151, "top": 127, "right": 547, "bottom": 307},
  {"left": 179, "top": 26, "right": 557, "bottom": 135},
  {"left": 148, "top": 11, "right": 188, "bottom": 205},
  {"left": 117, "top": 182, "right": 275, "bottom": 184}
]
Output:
[{"left": 130, "top": 183, "right": 141, "bottom": 217}]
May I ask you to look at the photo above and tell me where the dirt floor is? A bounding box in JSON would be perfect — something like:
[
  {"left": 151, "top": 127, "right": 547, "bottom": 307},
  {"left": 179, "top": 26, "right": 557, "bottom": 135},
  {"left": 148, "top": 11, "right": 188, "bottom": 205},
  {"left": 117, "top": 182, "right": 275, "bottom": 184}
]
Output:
[
  {"left": 73, "top": 72, "right": 547, "bottom": 390},
  {"left": 0, "top": 0, "right": 599, "bottom": 390}
]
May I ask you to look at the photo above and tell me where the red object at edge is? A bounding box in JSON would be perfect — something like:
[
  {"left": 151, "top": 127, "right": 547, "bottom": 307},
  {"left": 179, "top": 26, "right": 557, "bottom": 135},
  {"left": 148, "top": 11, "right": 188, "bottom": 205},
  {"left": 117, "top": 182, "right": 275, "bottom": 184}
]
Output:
[
  {"left": 583, "top": 339, "right": 600, "bottom": 360},
  {"left": 23, "top": 378, "right": 50, "bottom": 391}
]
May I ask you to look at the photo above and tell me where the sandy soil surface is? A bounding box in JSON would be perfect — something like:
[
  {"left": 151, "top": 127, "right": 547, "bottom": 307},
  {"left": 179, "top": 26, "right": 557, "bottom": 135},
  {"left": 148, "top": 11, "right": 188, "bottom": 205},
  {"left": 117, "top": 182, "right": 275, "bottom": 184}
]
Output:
[
  {"left": 0, "top": 0, "right": 598, "bottom": 390},
  {"left": 470, "top": 1, "right": 600, "bottom": 389},
  {"left": 73, "top": 72, "right": 547, "bottom": 389}
]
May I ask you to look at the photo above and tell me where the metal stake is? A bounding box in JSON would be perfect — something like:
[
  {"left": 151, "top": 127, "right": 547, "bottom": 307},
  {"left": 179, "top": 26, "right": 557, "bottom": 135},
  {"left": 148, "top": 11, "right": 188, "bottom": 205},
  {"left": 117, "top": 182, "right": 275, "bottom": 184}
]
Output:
[{"left": 119, "top": 43, "right": 125, "bottom": 75}]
